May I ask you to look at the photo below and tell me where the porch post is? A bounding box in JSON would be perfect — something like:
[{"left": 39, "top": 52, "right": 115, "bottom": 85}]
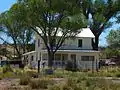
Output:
[
  {"left": 61, "top": 54, "right": 62, "bottom": 68},
  {"left": 68, "top": 53, "right": 71, "bottom": 61},
  {"left": 40, "top": 52, "right": 43, "bottom": 68}
]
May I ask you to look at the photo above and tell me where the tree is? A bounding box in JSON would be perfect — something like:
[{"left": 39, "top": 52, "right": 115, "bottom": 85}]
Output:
[
  {"left": 100, "top": 29, "right": 120, "bottom": 59},
  {"left": 80, "top": 0, "right": 120, "bottom": 50},
  {"left": 12, "top": 0, "right": 87, "bottom": 67},
  {"left": 0, "top": 11, "right": 34, "bottom": 59},
  {"left": 106, "top": 29, "right": 120, "bottom": 49}
]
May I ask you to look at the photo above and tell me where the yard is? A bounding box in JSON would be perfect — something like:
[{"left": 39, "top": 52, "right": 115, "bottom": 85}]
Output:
[{"left": 0, "top": 66, "right": 120, "bottom": 90}]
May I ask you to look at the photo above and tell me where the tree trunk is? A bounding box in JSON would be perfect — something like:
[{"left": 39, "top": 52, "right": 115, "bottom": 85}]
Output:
[
  {"left": 92, "top": 35, "right": 99, "bottom": 51},
  {"left": 48, "top": 51, "right": 54, "bottom": 68},
  {"left": 94, "top": 36, "right": 99, "bottom": 50}
]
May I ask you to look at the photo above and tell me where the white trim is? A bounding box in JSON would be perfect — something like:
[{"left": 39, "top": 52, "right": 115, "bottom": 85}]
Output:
[
  {"left": 40, "top": 50, "right": 100, "bottom": 53},
  {"left": 23, "top": 51, "right": 36, "bottom": 56}
]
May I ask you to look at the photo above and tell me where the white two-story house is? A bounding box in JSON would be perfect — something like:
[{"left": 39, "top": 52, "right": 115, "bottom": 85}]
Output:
[{"left": 22, "top": 28, "right": 99, "bottom": 70}]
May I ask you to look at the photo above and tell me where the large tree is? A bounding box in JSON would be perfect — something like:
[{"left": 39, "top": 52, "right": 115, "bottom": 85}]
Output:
[
  {"left": 0, "top": 11, "right": 34, "bottom": 59},
  {"left": 12, "top": 0, "right": 87, "bottom": 67},
  {"left": 80, "top": 0, "right": 120, "bottom": 50},
  {"left": 100, "top": 29, "right": 120, "bottom": 59},
  {"left": 106, "top": 29, "right": 120, "bottom": 49}
]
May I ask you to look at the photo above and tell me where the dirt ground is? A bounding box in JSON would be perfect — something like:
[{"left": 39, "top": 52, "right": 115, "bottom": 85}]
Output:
[
  {"left": 0, "top": 78, "right": 20, "bottom": 90},
  {"left": 0, "top": 78, "right": 65, "bottom": 90}
]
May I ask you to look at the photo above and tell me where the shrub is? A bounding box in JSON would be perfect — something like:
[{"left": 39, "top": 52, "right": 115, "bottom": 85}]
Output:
[
  {"left": 30, "top": 79, "right": 54, "bottom": 89},
  {"left": 14, "top": 69, "right": 23, "bottom": 77},
  {"left": 0, "top": 75, "right": 3, "bottom": 80},
  {"left": 48, "top": 84, "right": 72, "bottom": 90},
  {"left": 65, "top": 60, "right": 77, "bottom": 72},
  {"left": 48, "top": 84, "right": 61, "bottom": 90},
  {"left": 3, "top": 72, "right": 14, "bottom": 78},
  {"left": 29, "top": 79, "right": 40, "bottom": 89},
  {"left": 24, "top": 64, "right": 33, "bottom": 70},
  {"left": 115, "top": 72, "right": 120, "bottom": 77},
  {"left": 19, "top": 76, "right": 31, "bottom": 85},
  {"left": 25, "top": 71, "right": 38, "bottom": 78},
  {"left": 2, "top": 65, "right": 13, "bottom": 73}
]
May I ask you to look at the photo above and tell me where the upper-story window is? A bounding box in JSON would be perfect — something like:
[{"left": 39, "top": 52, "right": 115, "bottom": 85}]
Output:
[
  {"left": 31, "top": 55, "right": 34, "bottom": 61},
  {"left": 38, "top": 39, "right": 40, "bottom": 47},
  {"left": 78, "top": 39, "right": 82, "bottom": 47}
]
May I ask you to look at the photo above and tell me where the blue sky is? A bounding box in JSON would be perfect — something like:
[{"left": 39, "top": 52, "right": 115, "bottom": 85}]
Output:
[{"left": 0, "top": 0, "right": 119, "bottom": 46}]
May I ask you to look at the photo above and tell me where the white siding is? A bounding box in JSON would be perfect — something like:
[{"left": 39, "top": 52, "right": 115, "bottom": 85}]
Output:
[
  {"left": 36, "top": 36, "right": 93, "bottom": 50},
  {"left": 76, "top": 52, "right": 99, "bottom": 70}
]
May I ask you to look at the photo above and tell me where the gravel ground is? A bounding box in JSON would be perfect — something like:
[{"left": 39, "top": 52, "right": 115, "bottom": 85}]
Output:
[
  {"left": 0, "top": 77, "right": 120, "bottom": 90},
  {"left": 0, "top": 78, "right": 19, "bottom": 90}
]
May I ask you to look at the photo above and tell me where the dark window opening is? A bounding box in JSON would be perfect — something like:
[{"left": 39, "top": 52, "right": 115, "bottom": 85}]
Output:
[
  {"left": 81, "top": 56, "right": 94, "bottom": 61},
  {"left": 78, "top": 39, "right": 82, "bottom": 47},
  {"left": 31, "top": 56, "right": 34, "bottom": 61}
]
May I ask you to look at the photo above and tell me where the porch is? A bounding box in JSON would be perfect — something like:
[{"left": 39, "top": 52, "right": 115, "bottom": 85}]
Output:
[
  {"left": 39, "top": 50, "right": 99, "bottom": 70},
  {"left": 22, "top": 50, "right": 99, "bottom": 70}
]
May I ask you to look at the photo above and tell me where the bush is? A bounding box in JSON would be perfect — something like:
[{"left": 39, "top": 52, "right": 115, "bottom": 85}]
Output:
[
  {"left": 14, "top": 69, "right": 23, "bottom": 77},
  {"left": 0, "top": 75, "right": 3, "bottom": 80},
  {"left": 29, "top": 79, "right": 40, "bottom": 89},
  {"left": 25, "top": 71, "right": 38, "bottom": 78},
  {"left": 48, "top": 84, "right": 61, "bottom": 90},
  {"left": 115, "top": 72, "right": 120, "bottom": 77},
  {"left": 30, "top": 79, "right": 54, "bottom": 89},
  {"left": 3, "top": 72, "right": 14, "bottom": 78},
  {"left": 48, "top": 84, "right": 72, "bottom": 90},
  {"left": 2, "top": 65, "right": 13, "bottom": 73},
  {"left": 19, "top": 76, "right": 31, "bottom": 85},
  {"left": 65, "top": 60, "right": 77, "bottom": 72},
  {"left": 24, "top": 64, "right": 33, "bottom": 70}
]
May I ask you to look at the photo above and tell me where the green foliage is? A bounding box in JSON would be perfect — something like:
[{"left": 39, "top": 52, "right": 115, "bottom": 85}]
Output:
[
  {"left": 0, "top": 10, "right": 34, "bottom": 58},
  {"left": 65, "top": 60, "right": 78, "bottom": 72},
  {"left": 10, "top": 0, "right": 87, "bottom": 67},
  {"left": 30, "top": 79, "right": 54, "bottom": 89},
  {"left": 0, "top": 75, "right": 3, "bottom": 80},
  {"left": 14, "top": 69, "right": 23, "bottom": 77},
  {"left": 106, "top": 30, "right": 120, "bottom": 47},
  {"left": 25, "top": 70, "right": 38, "bottom": 78},
  {"left": 81, "top": 0, "right": 120, "bottom": 50},
  {"left": 2, "top": 72, "right": 14, "bottom": 78},
  {"left": 2, "top": 65, "right": 13, "bottom": 73},
  {"left": 49, "top": 76, "right": 120, "bottom": 90},
  {"left": 19, "top": 76, "right": 31, "bottom": 85}
]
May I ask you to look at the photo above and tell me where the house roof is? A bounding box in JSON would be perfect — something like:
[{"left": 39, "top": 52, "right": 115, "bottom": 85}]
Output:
[
  {"left": 76, "top": 28, "right": 95, "bottom": 38},
  {"left": 37, "top": 28, "right": 95, "bottom": 38}
]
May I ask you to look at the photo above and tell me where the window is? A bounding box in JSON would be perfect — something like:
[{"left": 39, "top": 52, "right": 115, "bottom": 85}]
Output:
[
  {"left": 62, "top": 54, "right": 68, "bottom": 61},
  {"left": 81, "top": 56, "right": 94, "bottom": 61},
  {"left": 78, "top": 39, "right": 82, "bottom": 47},
  {"left": 31, "top": 56, "right": 34, "bottom": 61},
  {"left": 38, "top": 39, "right": 40, "bottom": 47},
  {"left": 43, "top": 54, "right": 48, "bottom": 60},
  {"left": 55, "top": 54, "right": 61, "bottom": 61}
]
